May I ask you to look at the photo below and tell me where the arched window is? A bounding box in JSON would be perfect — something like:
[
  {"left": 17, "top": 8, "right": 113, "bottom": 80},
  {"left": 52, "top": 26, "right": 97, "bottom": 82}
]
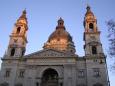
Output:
[
  {"left": 5, "top": 70, "right": 10, "bottom": 77},
  {"left": 92, "top": 46, "right": 97, "bottom": 54},
  {"left": 93, "top": 68, "right": 100, "bottom": 77},
  {"left": 10, "top": 48, "right": 15, "bottom": 56},
  {"left": 14, "top": 39, "right": 18, "bottom": 43},
  {"left": 16, "top": 27, "right": 21, "bottom": 34},
  {"left": 60, "top": 82, "right": 63, "bottom": 86},
  {"left": 18, "top": 69, "right": 25, "bottom": 78},
  {"left": 60, "top": 22, "right": 62, "bottom": 25},
  {"left": 21, "top": 50, "right": 25, "bottom": 56},
  {"left": 36, "top": 82, "right": 39, "bottom": 86},
  {"left": 89, "top": 23, "right": 94, "bottom": 31}
]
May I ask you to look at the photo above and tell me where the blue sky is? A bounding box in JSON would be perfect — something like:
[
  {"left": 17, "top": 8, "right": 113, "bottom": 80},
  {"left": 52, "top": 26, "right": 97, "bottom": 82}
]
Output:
[{"left": 0, "top": 0, "right": 115, "bottom": 85}]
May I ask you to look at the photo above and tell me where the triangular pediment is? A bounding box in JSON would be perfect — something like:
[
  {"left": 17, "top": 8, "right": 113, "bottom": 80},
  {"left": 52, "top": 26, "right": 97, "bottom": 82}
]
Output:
[{"left": 25, "top": 49, "right": 75, "bottom": 58}]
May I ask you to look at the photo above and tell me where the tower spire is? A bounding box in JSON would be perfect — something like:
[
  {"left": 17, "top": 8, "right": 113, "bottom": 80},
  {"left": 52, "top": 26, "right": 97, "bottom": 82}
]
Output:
[
  {"left": 16, "top": 9, "right": 28, "bottom": 26},
  {"left": 86, "top": 4, "right": 91, "bottom": 11},
  {"left": 19, "top": 9, "right": 26, "bottom": 19},
  {"left": 85, "top": 0, "right": 90, "bottom": 10},
  {"left": 85, "top": 5, "right": 94, "bottom": 17}
]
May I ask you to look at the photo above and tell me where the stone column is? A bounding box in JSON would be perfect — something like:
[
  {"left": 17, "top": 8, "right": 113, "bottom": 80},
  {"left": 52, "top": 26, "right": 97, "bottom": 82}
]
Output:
[
  {"left": 27, "top": 77, "right": 32, "bottom": 86},
  {"left": 37, "top": 77, "right": 41, "bottom": 86},
  {"left": 39, "top": 78, "right": 42, "bottom": 86},
  {"left": 58, "top": 77, "right": 63, "bottom": 86}
]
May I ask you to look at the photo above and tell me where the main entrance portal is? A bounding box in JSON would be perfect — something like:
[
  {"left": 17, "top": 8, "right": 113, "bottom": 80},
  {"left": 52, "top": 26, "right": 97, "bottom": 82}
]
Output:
[{"left": 41, "top": 68, "right": 59, "bottom": 86}]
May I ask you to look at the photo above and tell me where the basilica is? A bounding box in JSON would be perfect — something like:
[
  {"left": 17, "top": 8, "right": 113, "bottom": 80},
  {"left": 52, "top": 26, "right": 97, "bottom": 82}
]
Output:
[{"left": 0, "top": 6, "right": 109, "bottom": 86}]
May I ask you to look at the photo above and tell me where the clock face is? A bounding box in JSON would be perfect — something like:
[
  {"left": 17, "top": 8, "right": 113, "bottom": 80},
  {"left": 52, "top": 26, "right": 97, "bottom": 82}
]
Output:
[{"left": 90, "top": 36, "right": 96, "bottom": 41}]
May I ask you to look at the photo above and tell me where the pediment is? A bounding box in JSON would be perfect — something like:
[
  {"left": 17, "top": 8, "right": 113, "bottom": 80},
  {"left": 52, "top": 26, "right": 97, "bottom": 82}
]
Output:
[{"left": 25, "top": 49, "right": 75, "bottom": 58}]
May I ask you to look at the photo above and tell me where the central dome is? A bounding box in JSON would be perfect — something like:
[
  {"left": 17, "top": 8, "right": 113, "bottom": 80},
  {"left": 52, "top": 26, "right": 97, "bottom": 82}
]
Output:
[
  {"left": 48, "top": 27, "right": 72, "bottom": 42},
  {"left": 43, "top": 18, "right": 75, "bottom": 53}
]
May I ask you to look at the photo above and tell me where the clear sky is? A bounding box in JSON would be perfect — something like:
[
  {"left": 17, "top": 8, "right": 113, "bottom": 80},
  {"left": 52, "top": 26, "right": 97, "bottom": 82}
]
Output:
[{"left": 0, "top": 0, "right": 115, "bottom": 85}]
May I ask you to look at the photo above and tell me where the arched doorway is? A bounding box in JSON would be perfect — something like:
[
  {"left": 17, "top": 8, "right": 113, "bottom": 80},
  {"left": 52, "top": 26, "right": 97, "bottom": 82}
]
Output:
[{"left": 41, "top": 68, "right": 59, "bottom": 86}]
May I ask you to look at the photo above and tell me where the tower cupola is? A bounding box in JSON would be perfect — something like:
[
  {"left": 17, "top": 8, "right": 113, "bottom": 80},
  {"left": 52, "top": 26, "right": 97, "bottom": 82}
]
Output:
[
  {"left": 84, "top": 5, "right": 98, "bottom": 33},
  {"left": 85, "top": 5, "right": 94, "bottom": 17},
  {"left": 56, "top": 17, "right": 65, "bottom": 30},
  {"left": 57, "top": 17, "right": 64, "bottom": 26}
]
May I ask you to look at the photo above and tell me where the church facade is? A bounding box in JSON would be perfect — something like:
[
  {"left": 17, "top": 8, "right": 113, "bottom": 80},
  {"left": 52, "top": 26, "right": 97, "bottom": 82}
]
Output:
[{"left": 0, "top": 6, "right": 109, "bottom": 86}]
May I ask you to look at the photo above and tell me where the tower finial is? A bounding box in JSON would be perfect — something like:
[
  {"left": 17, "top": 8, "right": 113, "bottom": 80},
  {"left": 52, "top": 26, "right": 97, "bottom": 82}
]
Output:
[
  {"left": 23, "top": 9, "right": 26, "bottom": 14},
  {"left": 86, "top": 4, "right": 91, "bottom": 11},
  {"left": 19, "top": 9, "right": 27, "bottom": 19},
  {"left": 58, "top": 17, "right": 64, "bottom": 21},
  {"left": 59, "top": 17, "right": 63, "bottom": 20},
  {"left": 85, "top": 4, "right": 94, "bottom": 17}
]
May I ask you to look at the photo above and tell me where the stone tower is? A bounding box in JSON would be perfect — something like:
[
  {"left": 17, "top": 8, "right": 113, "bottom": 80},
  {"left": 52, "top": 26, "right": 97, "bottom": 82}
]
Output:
[
  {"left": 5, "top": 10, "right": 28, "bottom": 58},
  {"left": 83, "top": 5, "right": 109, "bottom": 86}
]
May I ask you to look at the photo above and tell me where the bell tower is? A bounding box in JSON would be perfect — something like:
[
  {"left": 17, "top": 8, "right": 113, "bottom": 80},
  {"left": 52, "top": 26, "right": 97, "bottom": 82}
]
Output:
[
  {"left": 5, "top": 10, "right": 28, "bottom": 57},
  {"left": 83, "top": 5, "right": 104, "bottom": 56}
]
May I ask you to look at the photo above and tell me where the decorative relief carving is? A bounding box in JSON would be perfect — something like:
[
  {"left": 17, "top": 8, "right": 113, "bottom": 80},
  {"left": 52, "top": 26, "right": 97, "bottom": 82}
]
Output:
[
  {"left": 26, "top": 49, "right": 74, "bottom": 58},
  {"left": 35, "top": 50, "right": 64, "bottom": 57}
]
